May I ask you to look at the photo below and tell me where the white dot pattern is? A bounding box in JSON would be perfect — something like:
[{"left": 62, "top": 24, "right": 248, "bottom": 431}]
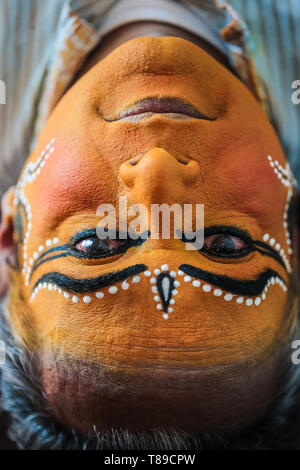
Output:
[
  {"left": 266, "top": 154, "right": 297, "bottom": 272},
  {"left": 14, "top": 138, "right": 56, "bottom": 286}
]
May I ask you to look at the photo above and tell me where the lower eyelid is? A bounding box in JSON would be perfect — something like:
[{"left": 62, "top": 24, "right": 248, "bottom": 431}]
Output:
[{"left": 200, "top": 249, "right": 254, "bottom": 264}]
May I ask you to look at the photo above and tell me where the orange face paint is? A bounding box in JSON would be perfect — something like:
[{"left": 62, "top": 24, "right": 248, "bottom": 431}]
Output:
[{"left": 8, "top": 37, "right": 299, "bottom": 432}]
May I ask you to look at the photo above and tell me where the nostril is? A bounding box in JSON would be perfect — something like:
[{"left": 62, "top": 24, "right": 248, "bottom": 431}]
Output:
[{"left": 178, "top": 159, "right": 189, "bottom": 165}]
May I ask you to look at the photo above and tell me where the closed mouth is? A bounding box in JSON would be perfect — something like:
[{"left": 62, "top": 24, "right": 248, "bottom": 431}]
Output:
[{"left": 103, "top": 97, "right": 217, "bottom": 122}]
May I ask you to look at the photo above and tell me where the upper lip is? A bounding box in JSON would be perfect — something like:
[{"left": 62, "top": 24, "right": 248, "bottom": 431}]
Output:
[{"left": 103, "top": 97, "right": 217, "bottom": 122}]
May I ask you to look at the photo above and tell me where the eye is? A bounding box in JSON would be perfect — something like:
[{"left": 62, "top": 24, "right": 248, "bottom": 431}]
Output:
[
  {"left": 74, "top": 237, "right": 129, "bottom": 258},
  {"left": 203, "top": 234, "right": 248, "bottom": 257}
]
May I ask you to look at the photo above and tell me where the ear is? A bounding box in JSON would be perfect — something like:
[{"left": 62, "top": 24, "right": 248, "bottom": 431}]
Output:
[{"left": 0, "top": 187, "right": 17, "bottom": 298}]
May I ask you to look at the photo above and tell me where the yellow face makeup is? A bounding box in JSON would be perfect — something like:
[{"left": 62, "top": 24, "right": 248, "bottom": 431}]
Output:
[{"left": 8, "top": 37, "right": 299, "bottom": 433}]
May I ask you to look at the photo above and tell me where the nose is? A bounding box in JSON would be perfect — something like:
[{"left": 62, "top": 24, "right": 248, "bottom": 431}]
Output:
[{"left": 119, "top": 148, "right": 200, "bottom": 205}]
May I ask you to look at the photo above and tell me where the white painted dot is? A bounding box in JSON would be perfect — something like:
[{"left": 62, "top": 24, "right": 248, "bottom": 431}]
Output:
[
  {"left": 236, "top": 297, "right": 244, "bottom": 304},
  {"left": 154, "top": 269, "right": 161, "bottom": 275},
  {"left": 154, "top": 296, "right": 160, "bottom": 302},
  {"left": 192, "top": 280, "right": 201, "bottom": 287},
  {"left": 157, "top": 304, "right": 162, "bottom": 310},
  {"left": 144, "top": 271, "right": 151, "bottom": 277},
  {"left": 108, "top": 286, "right": 118, "bottom": 294},
  {"left": 174, "top": 281, "right": 180, "bottom": 287},
  {"left": 150, "top": 278, "right": 156, "bottom": 284},
  {"left": 178, "top": 270, "right": 184, "bottom": 276},
  {"left": 263, "top": 234, "right": 270, "bottom": 242},
  {"left": 152, "top": 286, "right": 158, "bottom": 293},
  {"left": 132, "top": 275, "right": 141, "bottom": 284},
  {"left": 46, "top": 239, "right": 52, "bottom": 247},
  {"left": 269, "top": 238, "right": 275, "bottom": 246},
  {"left": 83, "top": 296, "right": 92, "bottom": 304},
  {"left": 213, "top": 289, "right": 222, "bottom": 297},
  {"left": 262, "top": 293, "right": 266, "bottom": 300},
  {"left": 246, "top": 299, "right": 253, "bottom": 306},
  {"left": 122, "top": 281, "right": 129, "bottom": 290},
  {"left": 170, "top": 271, "right": 176, "bottom": 278},
  {"left": 255, "top": 297, "right": 261, "bottom": 306},
  {"left": 275, "top": 243, "right": 280, "bottom": 250},
  {"left": 72, "top": 296, "right": 79, "bottom": 303},
  {"left": 96, "top": 292, "right": 104, "bottom": 299},
  {"left": 203, "top": 284, "right": 211, "bottom": 293},
  {"left": 268, "top": 155, "right": 272, "bottom": 161},
  {"left": 29, "top": 258, "right": 33, "bottom": 265},
  {"left": 43, "top": 282, "right": 47, "bottom": 289},
  {"left": 64, "top": 292, "right": 70, "bottom": 299},
  {"left": 271, "top": 277, "right": 275, "bottom": 284},
  {"left": 163, "top": 313, "right": 169, "bottom": 320},
  {"left": 33, "top": 252, "right": 38, "bottom": 260},
  {"left": 224, "top": 294, "right": 233, "bottom": 301},
  {"left": 38, "top": 245, "right": 44, "bottom": 252},
  {"left": 172, "top": 289, "right": 178, "bottom": 296},
  {"left": 168, "top": 307, "right": 173, "bottom": 313},
  {"left": 53, "top": 237, "right": 59, "bottom": 245},
  {"left": 184, "top": 275, "right": 191, "bottom": 282},
  {"left": 53, "top": 285, "right": 58, "bottom": 291},
  {"left": 170, "top": 299, "right": 175, "bottom": 305},
  {"left": 48, "top": 283, "right": 53, "bottom": 291},
  {"left": 58, "top": 288, "right": 62, "bottom": 294},
  {"left": 161, "top": 264, "right": 169, "bottom": 272}
]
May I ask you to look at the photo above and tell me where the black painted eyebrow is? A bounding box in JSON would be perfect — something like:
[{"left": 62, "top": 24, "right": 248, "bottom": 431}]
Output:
[
  {"left": 32, "top": 264, "right": 147, "bottom": 294},
  {"left": 179, "top": 264, "right": 285, "bottom": 296}
]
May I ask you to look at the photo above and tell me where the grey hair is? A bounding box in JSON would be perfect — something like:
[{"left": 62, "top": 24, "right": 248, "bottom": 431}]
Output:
[{"left": 1, "top": 301, "right": 300, "bottom": 450}]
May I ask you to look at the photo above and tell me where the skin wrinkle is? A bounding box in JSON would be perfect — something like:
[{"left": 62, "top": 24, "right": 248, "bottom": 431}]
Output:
[{"left": 0, "top": 34, "right": 298, "bottom": 439}]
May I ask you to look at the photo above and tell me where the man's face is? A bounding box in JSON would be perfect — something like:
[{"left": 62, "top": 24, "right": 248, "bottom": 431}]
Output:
[{"left": 8, "top": 37, "right": 299, "bottom": 434}]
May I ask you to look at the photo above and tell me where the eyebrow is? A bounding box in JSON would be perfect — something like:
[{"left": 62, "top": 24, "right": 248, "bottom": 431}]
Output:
[
  {"left": 179, "top": 265, "right": 285, "bottom": 296},
  {"left": 32, "top": 264, "right": 147, "bottom": 293}
]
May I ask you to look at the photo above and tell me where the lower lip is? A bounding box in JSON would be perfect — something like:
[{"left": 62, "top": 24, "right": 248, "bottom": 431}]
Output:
[{"left": 105, "top": 98, "right": 216, "bottom": 122}]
